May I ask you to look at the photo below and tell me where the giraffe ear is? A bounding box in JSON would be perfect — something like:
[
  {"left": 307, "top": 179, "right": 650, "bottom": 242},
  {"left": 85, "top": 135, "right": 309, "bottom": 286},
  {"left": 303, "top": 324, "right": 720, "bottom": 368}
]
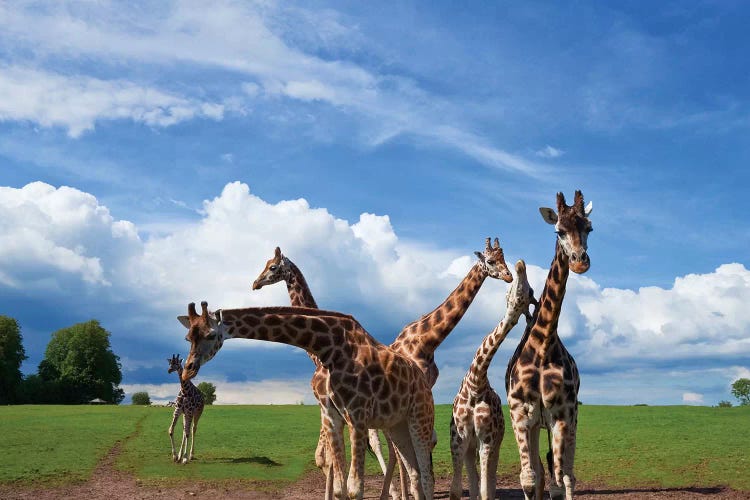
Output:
[
  {"left": 474, "top": 251, "right": 486, "bottom": 262},
  {"left": 177, "top": 316, "right": 191, "bottom": 329},
  {"left": 539, "top": 207, "right": 557, "bottom": 225}
]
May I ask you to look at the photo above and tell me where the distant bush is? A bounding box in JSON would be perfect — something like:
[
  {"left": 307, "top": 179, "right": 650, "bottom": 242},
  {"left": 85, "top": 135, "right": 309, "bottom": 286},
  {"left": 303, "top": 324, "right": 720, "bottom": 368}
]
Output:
[
  {"left": 131, "top": 392, "right": 151, "bottom": 405},
  {"left": 716, "top": 400, "right": 733, "bottom": 408},
  {"left": 634, "top": 403, "right": 648, "bottom": 406},
  {"left": 197, "top": 382, "right": 216, "bottom": 405}
]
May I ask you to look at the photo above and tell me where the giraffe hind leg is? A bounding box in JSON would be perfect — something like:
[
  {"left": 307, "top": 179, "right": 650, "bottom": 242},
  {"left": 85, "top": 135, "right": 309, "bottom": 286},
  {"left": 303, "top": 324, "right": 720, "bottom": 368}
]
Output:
[{"left": 168, "top": 409, "right": 181, "bottom": 462}]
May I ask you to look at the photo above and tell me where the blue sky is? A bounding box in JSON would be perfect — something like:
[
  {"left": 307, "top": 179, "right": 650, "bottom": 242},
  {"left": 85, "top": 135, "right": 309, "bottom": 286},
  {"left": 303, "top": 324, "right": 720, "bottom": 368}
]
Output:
[{"left": 1, "top": 1, "right": 748, "bottom": 406}]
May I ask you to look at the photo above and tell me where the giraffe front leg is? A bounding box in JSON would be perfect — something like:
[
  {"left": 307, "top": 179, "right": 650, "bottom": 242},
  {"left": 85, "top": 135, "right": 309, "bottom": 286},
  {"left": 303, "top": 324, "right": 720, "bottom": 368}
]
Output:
[
  {"left": 168, "top": 409, "right": 181, "bottom": 462},
  {"left": 325, "top": 412, "right": 347, "bottom": 500},
  {"left": 509, "top": 400, "right": 543, "bottom": 500},
  {"left": 549, "top": 419, "right": 577, "bottom": 500},
  {"left": 179, "top": 415, "right": 192, "bottom": 464},
  {"left": 347, "top": 423, "right": 368, "bottom": 500},
  {"left": 189, "top": 412, "right": 201, "bottom": 460}
]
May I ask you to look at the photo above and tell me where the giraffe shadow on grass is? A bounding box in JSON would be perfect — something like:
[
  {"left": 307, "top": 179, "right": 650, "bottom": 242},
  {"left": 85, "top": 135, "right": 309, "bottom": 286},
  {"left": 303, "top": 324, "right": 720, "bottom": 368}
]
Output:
[{"left": 209, "top": 456, "right": 282, "bottom": 466}]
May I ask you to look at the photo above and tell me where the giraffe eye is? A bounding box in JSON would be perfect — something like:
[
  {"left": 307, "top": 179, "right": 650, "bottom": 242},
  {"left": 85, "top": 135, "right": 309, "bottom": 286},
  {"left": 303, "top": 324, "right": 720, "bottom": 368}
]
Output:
[
  {"left": 556, "top": 230, "right": 567, "bottom": 237},
  {"left": 486, "top": 259, "right": 495, "bottom": 266},
  {"left": 269, "top": 265, "right": 278, "bottom": 271}
]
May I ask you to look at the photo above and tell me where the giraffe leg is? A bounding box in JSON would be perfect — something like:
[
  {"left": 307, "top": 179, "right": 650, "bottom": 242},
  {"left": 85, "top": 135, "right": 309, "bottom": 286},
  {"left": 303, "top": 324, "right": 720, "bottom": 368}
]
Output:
[
  {"left": 179, "top": 415, "right": 192, "bottom": 464},
  {"left": 346, "top": 423, "right": 368, "bottom": 500},
  {"left": 189, "top": 410, "right": 201, "bottom": 460},
  {"left": 315, "top": 417, "right": 333, "bottom": 500},
  {"left": 509, "top": 400, "right": 543, "bottom": 500},
  {"left": 549, "top": 418, "right": 576, "bottom": 500},
  {"left": 408, "top": 419, "right": 435, "bottom": 500},
  {"left": 479, "top": 440, "right": 500, "bottom": 500},
  {"left": 397, "top": 448, "right": 409, "bottom": 500},
  {"left": 325, "top": 412, "right": 347, "bottom": 500},
  {"left": 449, "top": 416, "right": 468, "bottom": 500},
  {"left": 388, "top": 423, "right": 423, "bottom": 500},
  {"left": 379, "top": 432, "right": 401, "bottom": 500},
  {"left": 168, "top": 408, "right": 181, "bottom": 462},
  {"left": 464, "top": 439, "right": 479, "bottom": 500},
  {"left": 368, "top": 429, "right": 388, "bottom": 473}
]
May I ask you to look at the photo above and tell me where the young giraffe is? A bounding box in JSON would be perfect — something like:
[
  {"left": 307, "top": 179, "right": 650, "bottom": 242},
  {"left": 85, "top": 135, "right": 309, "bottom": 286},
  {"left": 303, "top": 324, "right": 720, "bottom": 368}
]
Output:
[
  {"left": 167, "top": 354, "right": 205, "bottom": 464},
  {"left": 179, "top": 302, "right": 435, "bottom": 500},
  {"left": 383, "top": 237, "right": 513, "bottom": 496},
  {"left": 252, "top": 247, "right": 393, "bottom": 500},
  {"left": 449, "top": 260, "right": 537, "bottom": 500},
  {"left": 505, "top": 191, "right": 593, "bottom": 500}
]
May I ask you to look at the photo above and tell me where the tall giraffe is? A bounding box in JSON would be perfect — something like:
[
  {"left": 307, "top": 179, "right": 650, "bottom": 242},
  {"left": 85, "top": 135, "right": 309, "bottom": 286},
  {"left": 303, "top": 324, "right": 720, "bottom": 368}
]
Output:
[
  {"left": 505, "top": 191, "right": 593, "bottom": 500},
  {"left": 384, "top": 237, "right": 513, "bottom": 495},
  {"left": 167, "top": 354, "right": 205, "bottom": 464},
  {"left": 449, "top": 260, "right": 537, "bottom": 500},
  {"left": 179, "top": 302, "right": 435, "bottom": 500},
  {"left": 252, "top": 247, "right": 392, "bottom": 499}
]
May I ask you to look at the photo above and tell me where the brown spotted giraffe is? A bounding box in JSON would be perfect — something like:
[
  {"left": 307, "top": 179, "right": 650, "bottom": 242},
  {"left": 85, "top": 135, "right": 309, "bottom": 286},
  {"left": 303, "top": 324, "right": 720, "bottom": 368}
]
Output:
[
  {"left": 449, "top": 260, "right": 537, "bottom": 500},
  {"left": 167, "top": 354, "right": 205, "bottom": 464},
  {"left": 505, "top": 191, "right": 593, "bottom": 500},
  {"left": 383, "top": 237, "right": 513, "bottom": 496},
  {"left": 179, "top": 302, "right": 435, "bottom": 500},
  {"left": 251, "top": 247, "right": 392, "bottom": 499}
]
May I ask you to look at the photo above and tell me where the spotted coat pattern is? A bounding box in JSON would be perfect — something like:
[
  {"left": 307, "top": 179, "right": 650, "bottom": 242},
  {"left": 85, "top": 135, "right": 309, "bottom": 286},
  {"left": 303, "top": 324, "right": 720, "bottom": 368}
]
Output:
[
  {"left": 167, "top": 354, "right": 204, "bottom": 464},
  {"left": 449, "top": 260, "right": 537, "bottom": 500},
  {"left": 505, "top": 191, "right": 592, "bottom": 500},
  {"left": 181, "top": 302, "right": 435, "bottom": 500}
]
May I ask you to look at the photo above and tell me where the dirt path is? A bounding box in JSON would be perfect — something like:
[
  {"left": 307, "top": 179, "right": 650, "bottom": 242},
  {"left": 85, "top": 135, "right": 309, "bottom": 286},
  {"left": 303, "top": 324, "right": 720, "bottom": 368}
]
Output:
[{"left": 1, "top": 421, "right": 747, "bottom": 500}]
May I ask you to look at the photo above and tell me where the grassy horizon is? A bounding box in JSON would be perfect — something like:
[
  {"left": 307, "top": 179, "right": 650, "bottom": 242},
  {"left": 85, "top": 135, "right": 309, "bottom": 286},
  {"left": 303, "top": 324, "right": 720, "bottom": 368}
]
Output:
[{"left": 0, "top": 404, "right": 748, "bottom": 490}]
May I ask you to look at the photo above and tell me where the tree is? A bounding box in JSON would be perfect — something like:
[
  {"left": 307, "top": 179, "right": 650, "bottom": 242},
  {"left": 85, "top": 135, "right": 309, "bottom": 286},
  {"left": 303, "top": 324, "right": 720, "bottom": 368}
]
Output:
[
  {"left": 197, "top": 382, "right": 217, "bottom": 405},
  {"left": 0, "top": 316, "right": 27, "bottom": 404},
  {"left": 41, "top": 320, "right": 125, "bottom": 404},
  {"left": 716, "top": 400, "right": 733, "bottom": 408},
  {"left": 131, "top": 392, "right": 151, "bottom": 405},
  {"left": 731, "top": 378, "right": 750, "bottom": 406}
]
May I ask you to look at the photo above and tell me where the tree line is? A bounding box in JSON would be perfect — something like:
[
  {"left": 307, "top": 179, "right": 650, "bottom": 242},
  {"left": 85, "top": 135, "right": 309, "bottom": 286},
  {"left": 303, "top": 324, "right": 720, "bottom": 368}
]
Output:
[
  {"left": 0, "top": 315, "right": 124, "bottom": 404},
  {"left": 1, "top": 315, "right": 218, "bottom": 405}
]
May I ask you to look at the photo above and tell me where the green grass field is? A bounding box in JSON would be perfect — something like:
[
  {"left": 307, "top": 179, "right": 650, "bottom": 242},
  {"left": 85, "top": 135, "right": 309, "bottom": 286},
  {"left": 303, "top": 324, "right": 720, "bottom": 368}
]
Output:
[{"left": 1, "top": 404, "right": 748, "bottom": 490}]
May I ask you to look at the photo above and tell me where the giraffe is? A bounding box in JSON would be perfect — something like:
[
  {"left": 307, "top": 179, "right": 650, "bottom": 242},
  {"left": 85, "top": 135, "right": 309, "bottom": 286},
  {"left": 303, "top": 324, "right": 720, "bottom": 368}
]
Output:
[
  {"left": 383, "top": 237, "right": 513, "bottom": 496},
  {"left": 449, "top": 259, "right": 537, "bottom": 500},
  {"left": 167, "top": 354, "right": 205, "bottom": 464},
  {"left": 179, "top": 301, "right": 436, "bottom": 500},
  {"left": 505, "top": 190, "right": 593, "bottom": 500},
  {"left": 251, "top": 247, "right": 393, "bottom": 499}
]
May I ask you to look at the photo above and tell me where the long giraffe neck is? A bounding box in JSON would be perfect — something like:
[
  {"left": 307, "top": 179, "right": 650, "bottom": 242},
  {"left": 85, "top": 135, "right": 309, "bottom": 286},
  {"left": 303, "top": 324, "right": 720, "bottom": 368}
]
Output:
[
  {"left": 220, "top": 307, "right": 362, "bottom": 367},
  {"left": 528, "top": 240, "right": 569, "bottom": 355},
  {"left": 283, "top": 260, "right": 320, "bottom": 366},
  {"left": 175, "top": 365, "right": 195, "bottom": 394},
  {"left": 286, "top": 260, "right": 318, "bottom": 309},
  {"left": 466, "top": 314, "right": 519, "bottom": 391},
  {"left": 394, "top": 263, "right": 487, "bottom": 354}
]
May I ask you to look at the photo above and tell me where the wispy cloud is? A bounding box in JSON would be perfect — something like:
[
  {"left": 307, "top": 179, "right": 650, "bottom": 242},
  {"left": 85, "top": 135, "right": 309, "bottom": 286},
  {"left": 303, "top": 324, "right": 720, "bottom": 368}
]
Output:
[
  {"left": 0, "top": 65, "right": 224, "bottom": 137},
  {"left": 535, "top": 145, "right": 564, "bottom": 159},
  {"left": 0, "top": 0, "right": 546, "bottom": 176}
]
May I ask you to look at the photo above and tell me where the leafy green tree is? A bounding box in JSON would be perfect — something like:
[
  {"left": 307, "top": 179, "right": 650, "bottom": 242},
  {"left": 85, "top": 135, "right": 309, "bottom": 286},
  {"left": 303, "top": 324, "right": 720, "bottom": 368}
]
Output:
[
  {"left": 0, "top": 316, "right": 27, "bottom": 404},
  {"left": 197, "top": 381, "right": 217, "bottom": 405},
  {"left": 131, "top": 392, "right": 151, "bottom": 405},
  {"left": 42, "top": 320, "right": 124, "bottom": 404},
  {"left": 731, "top": 378, "right": 750, "bottom": 406},
  {"left": 716, "top": 400, "right": 733, "bottom": 408}
]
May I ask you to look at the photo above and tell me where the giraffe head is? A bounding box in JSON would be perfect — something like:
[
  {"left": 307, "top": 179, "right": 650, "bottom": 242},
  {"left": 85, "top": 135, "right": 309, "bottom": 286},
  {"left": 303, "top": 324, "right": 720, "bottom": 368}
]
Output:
[
  {"left": 178, "top": 301, "right": 225, "bottom": 380},
  {"left": 474, "top": 237, "right": 513, "bottom": 282},
  {"left": 167, "top": 354, "right": 183, "bottom": 374},
  {"left": 539, "top": 190, "right": 593, "bottom": 274},
  {"left": 252, "top": 246, "right": 291, "bottom": 290}
]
